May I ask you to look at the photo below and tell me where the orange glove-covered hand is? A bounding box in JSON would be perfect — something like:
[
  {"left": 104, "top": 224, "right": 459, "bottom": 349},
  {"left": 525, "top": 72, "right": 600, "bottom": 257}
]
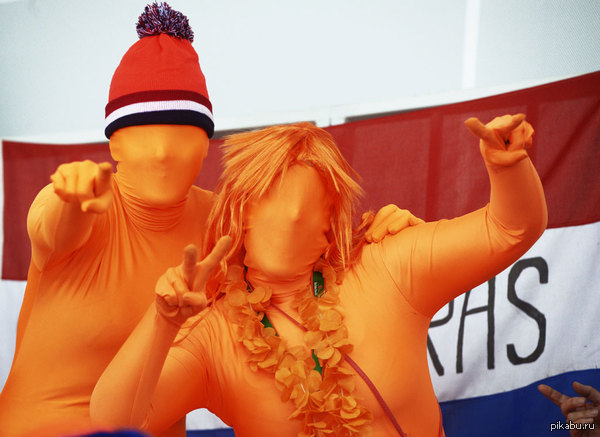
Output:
[
  {"left": 155, "top": 238, "right": 232, "bottom": 327},
  {"left": 91, "top": 237, "right": 231, "bottom": 430},
  {"left": 27, "top": 161, "right": 114, "bottom": 269},
  {"left": 465, "top": 113, "right": 534, "bottom": 168},
  {"left": 50, "top": 160, "right": 114, "bottom": 213},
  {"left": 364, "top": 205, "right": 424, "bottom": 243}
]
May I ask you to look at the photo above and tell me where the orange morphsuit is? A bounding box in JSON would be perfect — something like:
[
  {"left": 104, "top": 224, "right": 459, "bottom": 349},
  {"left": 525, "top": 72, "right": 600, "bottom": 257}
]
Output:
[
  {"left": 91, "top": 116, "right": 547, "bottom": 436},
  {"left": 0, "top": 126, "right": 213, "bottom": 437}
]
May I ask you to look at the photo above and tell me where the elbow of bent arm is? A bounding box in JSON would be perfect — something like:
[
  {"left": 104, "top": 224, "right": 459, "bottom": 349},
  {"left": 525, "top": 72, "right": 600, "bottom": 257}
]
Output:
[
  {"left": 488, "top": 161, "right": 549, "bottom": 251},
  {"left": 487, "top": 195, "right": 548, "bottom": 256},
  {"left": 26, "top": 184, "right": 100, "bottom": 269},
  {"left": 26, "top": 189, "right": 54, "bottom": 270},
  {"left": 89, "top": 378, "right": 149, "bottom": 430},
  {"left": 521, "top": 187, "right": 548, "bottom": 246},
  {"left": 89, "top": 399, "right": 150, "bottom": 432},
  {"left": 89, "top": 395, "right": 126, "bottom": 430}
]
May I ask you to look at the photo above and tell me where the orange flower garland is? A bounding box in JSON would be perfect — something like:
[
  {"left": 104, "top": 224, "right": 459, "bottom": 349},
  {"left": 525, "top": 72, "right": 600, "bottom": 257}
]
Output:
[{"left": 223, "top": 261, "right": 372, "bottom": 436}]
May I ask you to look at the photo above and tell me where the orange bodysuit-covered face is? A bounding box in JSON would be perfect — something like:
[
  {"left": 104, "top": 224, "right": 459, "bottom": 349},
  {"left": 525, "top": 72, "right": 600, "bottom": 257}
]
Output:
[
  {"left": 243, "top": 164, "right": 332, "bottom": 286},
  {"left": 109, "top": 124, "right": 209, "bottom": 205}
]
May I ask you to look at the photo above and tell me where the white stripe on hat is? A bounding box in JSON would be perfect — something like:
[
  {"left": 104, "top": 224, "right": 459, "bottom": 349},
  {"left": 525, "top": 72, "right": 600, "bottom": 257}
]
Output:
[{"left": 105, "top": 100, "right": 214, "bottom": 128}]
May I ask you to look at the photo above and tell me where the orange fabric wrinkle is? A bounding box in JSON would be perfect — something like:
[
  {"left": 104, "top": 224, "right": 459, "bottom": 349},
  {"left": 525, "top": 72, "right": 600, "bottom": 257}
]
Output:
[{"left": 0, "top": 125, "right": 213, "bottom": 437}]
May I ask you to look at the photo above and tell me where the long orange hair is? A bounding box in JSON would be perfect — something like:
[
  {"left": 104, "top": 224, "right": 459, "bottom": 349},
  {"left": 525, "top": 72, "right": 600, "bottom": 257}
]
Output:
[{"left": 205, "top": 122, "right": 372, "bottom": 281}]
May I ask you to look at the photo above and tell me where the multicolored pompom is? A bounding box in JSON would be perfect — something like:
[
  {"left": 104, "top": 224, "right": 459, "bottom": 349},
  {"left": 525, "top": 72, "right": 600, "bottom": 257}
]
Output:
[{"left": 136, "top": 2, "right": 194, "bottom": 42}]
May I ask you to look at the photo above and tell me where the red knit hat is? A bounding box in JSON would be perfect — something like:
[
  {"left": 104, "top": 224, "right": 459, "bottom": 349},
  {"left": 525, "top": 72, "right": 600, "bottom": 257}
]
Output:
[{"left": 105, "top": 2, "right": 214, "bottom": 139}]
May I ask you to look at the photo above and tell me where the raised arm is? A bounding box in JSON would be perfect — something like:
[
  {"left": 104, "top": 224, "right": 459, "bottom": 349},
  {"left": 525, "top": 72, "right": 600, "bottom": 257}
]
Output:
[
  {"left": 380, "top": 114, "right": 547, "bottom": 317},
  {"left": 27, "top": 161, "right": 113, "bottom": 269},
  {"left": 90, "top": 239, "right": 231, "bottom": 432}
]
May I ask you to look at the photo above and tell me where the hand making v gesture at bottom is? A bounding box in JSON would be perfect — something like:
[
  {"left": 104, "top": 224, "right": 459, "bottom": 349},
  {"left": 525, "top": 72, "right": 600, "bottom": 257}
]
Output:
[{"left": 155, "top": 237, "right": 232, "bottom": 327}]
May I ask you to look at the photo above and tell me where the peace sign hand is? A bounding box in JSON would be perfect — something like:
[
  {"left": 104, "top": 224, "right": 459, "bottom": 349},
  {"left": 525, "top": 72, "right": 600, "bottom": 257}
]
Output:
[{"left": 155, "top": 237, "right": 232, "bottom": 327}]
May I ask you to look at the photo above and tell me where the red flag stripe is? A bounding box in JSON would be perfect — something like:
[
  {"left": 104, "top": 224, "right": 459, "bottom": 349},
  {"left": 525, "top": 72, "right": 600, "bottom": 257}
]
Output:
[{"left": 3, "top": 72, "right": 599, "bottom": 280}]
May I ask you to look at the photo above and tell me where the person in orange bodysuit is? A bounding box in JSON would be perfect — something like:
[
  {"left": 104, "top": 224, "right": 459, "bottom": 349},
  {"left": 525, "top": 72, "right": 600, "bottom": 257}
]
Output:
[
  {"left": 0, "top": 4, "right": 215, "bottom": 437},
  {"left": 91, "top": 114, "right": 547, "bottom": 436}
]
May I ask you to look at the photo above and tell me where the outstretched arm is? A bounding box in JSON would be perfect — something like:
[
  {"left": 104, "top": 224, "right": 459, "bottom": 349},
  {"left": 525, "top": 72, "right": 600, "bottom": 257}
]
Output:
[
  {"left": 27, "top": 161, "right": 113, "bottom": 269},
  {"left": 90, "top": 238, "right": 231, "bottom": 432},
  {"left": 379, "top": 114, "right": 547, "bottom": 316}
]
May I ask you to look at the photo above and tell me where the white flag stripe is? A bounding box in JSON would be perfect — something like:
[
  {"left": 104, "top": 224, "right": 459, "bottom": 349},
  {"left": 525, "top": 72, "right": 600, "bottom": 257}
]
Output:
[{"left": 429, "top": 221, "right": 600, "bottom": 401}]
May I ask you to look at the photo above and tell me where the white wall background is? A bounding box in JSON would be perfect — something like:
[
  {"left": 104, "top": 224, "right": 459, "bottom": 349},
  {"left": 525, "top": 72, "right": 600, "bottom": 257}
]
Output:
[
  {"left": 1, "top": 0, "right": 599, "bottom": 431},
  {"left": 1, "top": 0, "right": 598, "bottom": 142}
]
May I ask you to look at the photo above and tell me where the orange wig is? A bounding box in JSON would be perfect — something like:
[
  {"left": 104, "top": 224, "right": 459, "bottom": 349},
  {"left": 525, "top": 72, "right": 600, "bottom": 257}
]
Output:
[{"left": 205, "top": 122, "right": 370, "bottom": 278}]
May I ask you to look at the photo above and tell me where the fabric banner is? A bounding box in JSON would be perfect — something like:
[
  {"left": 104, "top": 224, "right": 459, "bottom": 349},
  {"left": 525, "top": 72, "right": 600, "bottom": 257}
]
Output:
[{"left": 2, "top": 71, "right": 599, "bottom": 436}]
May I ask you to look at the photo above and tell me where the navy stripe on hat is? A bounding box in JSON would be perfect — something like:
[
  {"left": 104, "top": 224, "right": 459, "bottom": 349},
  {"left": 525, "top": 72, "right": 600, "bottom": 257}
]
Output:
[{"left": 104, "top": 110, "right": 215, "bottom": 139}]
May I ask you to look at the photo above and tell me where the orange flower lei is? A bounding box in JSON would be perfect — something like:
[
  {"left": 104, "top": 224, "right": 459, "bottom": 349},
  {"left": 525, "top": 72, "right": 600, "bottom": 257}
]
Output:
[{"left": 223, "top": 261, "right": 373, "bottom": 436}]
